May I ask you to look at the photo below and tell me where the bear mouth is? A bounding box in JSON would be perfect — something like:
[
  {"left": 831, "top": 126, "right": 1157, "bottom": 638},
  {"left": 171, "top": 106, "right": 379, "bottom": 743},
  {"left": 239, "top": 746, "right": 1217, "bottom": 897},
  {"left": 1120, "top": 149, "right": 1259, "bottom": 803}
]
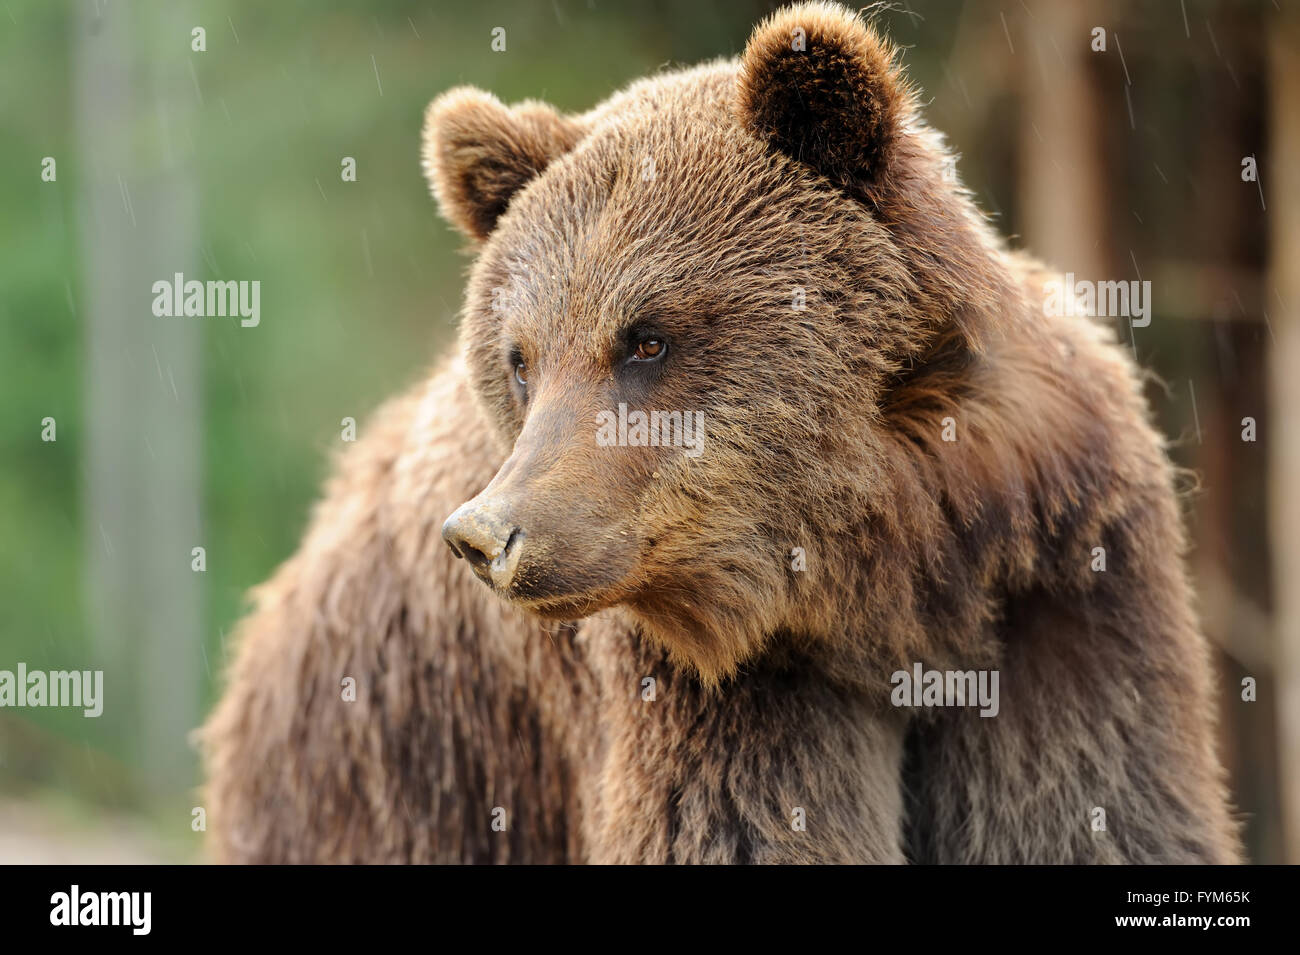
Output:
[
  {"left": 506, "top": 589, "right": 622, "bottom": 621},
  {"left": 485, "top": 566, "right": 640, "bottom": 621}
]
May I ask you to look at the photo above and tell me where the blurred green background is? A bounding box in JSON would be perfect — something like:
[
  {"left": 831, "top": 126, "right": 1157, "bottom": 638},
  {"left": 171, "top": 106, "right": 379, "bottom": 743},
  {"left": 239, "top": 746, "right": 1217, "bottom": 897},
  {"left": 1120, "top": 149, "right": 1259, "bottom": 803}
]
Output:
[{"left": 1, "top": 0, "right": 1294, "bottom": 863}]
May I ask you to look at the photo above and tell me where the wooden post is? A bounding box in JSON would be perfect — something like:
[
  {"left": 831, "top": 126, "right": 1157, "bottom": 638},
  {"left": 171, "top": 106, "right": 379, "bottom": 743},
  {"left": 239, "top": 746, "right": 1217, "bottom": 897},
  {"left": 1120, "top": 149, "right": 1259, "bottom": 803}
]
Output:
[
  {"left": 1017, "top": 0, "right": 1109, "bottom": 282},
  {"left": 1269, "top": 5, "right": 1300, "bottom": 865}
]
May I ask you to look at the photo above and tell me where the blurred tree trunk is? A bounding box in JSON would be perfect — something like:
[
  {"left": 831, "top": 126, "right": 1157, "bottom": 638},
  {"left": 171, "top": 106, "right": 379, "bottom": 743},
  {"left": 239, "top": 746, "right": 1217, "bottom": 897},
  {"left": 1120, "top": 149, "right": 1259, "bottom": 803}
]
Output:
[
  {"left": 1269, "top": 4, "right": 1300, "bottom": 865},
  {"left": 76, "top": 1, "right": 201, "bottom": 801},
  {"left": 1018, "top": 0, "right": 1108, "bottom": 281},
  {"left": 1187, "top": 7, "right": 1277, "bottom": 864}
]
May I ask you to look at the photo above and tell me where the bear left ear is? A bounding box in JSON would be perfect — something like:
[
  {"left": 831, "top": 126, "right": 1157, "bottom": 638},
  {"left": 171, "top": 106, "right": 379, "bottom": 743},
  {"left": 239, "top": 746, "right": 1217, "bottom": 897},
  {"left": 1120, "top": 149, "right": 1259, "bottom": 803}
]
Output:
[
  {"left": 735, "top": 2, "right": 910, "bottom": 199},
  {"left": 422, "top": 87, "right": 585, "bottom": 241}
]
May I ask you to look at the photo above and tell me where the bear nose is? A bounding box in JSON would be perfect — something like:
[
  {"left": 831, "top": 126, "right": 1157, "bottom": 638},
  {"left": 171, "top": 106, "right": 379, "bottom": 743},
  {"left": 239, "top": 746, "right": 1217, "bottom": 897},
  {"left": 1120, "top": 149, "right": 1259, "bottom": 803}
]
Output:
[{"left": 441, "top": 504, "right": 524, "bottom": 591}]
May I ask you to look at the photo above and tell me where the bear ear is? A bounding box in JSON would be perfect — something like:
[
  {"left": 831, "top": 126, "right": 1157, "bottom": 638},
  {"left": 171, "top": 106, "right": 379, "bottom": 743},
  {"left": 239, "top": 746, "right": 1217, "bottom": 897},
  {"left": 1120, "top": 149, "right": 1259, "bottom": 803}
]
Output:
[
  {"left": 735, "top": 2, "right": 910, "bottom": 198},
  {"left": 422, "top": 87, "right": 585, "bottom": 241}
]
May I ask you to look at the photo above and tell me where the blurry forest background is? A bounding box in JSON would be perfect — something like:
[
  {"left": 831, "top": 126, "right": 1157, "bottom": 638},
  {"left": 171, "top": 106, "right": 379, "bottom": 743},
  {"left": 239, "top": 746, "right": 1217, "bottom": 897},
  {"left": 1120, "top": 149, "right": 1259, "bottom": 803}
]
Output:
[{"left": 0, "top": 0, "right": 1295, "bottom": 863}]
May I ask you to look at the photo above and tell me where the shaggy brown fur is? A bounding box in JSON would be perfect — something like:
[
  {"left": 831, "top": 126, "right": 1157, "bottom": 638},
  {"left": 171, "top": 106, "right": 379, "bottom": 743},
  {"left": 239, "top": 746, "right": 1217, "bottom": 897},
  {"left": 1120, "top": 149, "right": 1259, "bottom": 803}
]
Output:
[{"left": 202, "top": 2, "right": 1240, "bottom": 863}]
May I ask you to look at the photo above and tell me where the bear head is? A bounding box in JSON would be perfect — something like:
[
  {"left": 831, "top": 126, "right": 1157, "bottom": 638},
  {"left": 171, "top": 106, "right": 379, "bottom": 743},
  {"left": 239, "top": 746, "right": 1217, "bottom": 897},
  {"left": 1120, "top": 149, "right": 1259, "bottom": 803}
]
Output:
[{"left": 425, "top": 2, "right": 1020, "bottom": 684}]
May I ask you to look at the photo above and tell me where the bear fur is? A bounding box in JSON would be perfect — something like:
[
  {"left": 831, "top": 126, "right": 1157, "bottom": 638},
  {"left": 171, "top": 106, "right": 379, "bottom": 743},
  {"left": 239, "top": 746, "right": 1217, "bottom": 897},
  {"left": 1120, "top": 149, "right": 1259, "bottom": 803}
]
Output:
[{"left": 201, "top": 2, "right": 1241, "bottom": 864}]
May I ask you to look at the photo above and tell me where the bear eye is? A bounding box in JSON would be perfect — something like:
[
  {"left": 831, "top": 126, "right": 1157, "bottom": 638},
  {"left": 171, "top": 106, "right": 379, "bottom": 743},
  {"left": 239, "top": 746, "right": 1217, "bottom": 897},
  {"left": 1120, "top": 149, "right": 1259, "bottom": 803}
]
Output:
[
  {"left": 507, "top": 347, "right": 528, "bottom": 388},
  {"left": 631, "top": 339, "right": 666, "bottom": 362}
]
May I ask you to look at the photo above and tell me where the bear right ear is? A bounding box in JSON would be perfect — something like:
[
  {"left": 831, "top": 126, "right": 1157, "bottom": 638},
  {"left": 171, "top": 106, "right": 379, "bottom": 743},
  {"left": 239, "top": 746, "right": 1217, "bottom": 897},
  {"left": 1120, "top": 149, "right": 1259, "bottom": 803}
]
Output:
[
  {"left": 735, "top": 2, "right": 911, "bottom": 199},
  {"left": 422, "top": 87, "right": 585, "bottom": 241}
]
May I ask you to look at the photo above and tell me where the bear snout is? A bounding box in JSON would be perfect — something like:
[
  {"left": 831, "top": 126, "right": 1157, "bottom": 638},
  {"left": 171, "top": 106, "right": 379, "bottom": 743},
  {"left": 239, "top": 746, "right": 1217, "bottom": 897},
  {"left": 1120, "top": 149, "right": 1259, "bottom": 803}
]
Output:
[{"left": 442, "top": 503, "right": 525, "bottom": 591}]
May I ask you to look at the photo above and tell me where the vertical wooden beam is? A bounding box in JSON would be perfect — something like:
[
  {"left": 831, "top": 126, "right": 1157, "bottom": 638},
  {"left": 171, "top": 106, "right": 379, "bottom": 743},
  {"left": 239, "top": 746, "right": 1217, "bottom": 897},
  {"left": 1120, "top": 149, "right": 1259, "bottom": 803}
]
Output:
[
  {"left": 1017, "top": 1, "right": 1109, "bottom": 281},
  {"left": 1269, "top": 4, "right": 1300, "bottom": 865}
]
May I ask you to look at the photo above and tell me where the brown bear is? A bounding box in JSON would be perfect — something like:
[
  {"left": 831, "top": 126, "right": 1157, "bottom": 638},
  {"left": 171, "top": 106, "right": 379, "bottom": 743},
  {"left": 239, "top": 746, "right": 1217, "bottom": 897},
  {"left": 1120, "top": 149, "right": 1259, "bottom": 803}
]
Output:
[{"left": 201, "top": 2, "right": 1241, "bottom": 864}]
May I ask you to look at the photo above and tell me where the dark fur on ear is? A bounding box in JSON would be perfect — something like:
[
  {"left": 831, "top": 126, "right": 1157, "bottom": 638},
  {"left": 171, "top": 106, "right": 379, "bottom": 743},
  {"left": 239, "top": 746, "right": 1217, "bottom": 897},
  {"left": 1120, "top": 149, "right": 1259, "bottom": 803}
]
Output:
[
  {"left": 736, "top": 2, "right": 911, "bottom": 198},
  {"left": 422, "top": 87, "right": 585, "bottom": 240}
]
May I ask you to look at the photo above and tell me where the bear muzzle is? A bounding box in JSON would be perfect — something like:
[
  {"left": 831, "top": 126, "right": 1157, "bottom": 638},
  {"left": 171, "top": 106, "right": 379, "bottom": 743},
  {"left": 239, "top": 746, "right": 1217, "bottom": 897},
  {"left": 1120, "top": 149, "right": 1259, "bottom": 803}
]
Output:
[
  {"left": 441, "top": 491, "right": 637, "bottom": 614},
  {"left": 441, "top": 391, "right": 646, "bottom": 609},
  {"left": 441, "top": 503, "right": 525, "bottom": 592}
]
